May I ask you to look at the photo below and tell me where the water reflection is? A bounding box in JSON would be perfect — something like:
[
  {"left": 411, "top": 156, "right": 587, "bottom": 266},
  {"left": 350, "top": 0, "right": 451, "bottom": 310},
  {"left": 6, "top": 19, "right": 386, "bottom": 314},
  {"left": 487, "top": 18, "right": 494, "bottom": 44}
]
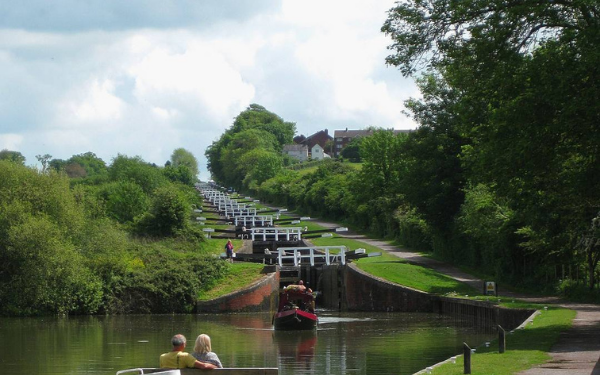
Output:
[{"left": 0, "top": 312, "right": 495, "bottom": 375}]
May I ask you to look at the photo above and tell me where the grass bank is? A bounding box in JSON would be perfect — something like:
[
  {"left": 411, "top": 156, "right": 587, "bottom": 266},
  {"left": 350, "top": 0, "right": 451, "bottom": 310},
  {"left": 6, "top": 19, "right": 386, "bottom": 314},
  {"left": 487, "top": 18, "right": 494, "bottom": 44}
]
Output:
[
  {"left": 425, "top": 306, "right": 575, "bottom": 374},
  {"left": 310, "top": 235, "right": 479, "bottom": 296}
]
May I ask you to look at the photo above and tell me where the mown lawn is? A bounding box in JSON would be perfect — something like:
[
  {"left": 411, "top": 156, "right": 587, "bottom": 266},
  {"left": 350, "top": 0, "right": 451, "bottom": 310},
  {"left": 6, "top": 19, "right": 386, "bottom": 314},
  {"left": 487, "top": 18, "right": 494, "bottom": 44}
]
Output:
[{"left": 310, "top": 235, "right": 479, "bottom": 296}]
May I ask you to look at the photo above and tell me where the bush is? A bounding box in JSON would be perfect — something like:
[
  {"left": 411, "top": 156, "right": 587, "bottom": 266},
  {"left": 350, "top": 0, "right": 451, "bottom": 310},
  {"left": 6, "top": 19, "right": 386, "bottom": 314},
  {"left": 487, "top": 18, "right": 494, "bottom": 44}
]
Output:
[
  {"left": 135, "top": 186, "right": 189, "bottom": 236},
  {"left": 99, "top": 181, "right": 149, "bottom": 223},
  {"left": 0, "top": 213, "right": 102, "bottom": 315},
  {"left": 112, "top": 251, "right": 228, "bottom": 313}
]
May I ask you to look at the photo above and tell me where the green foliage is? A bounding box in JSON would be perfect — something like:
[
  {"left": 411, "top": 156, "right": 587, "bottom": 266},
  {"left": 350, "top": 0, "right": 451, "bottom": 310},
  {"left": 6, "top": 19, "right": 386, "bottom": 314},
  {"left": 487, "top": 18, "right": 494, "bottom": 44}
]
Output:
[
  {"left": 0, "top": 160, "right": 85, "bottom": 234},
  {"left": 381, "top": 0, "right": 600, "bottom": 289},
  {"left": 231, "top": 103, "right": 296, "bottom": 147},
  {"left": 98, "top": 181, "right": 149, "bottom": 223},
  {"left": 115, "top": 251, "right": 227, "bottom": 313},
  {"left": 109, "top": 154, "right": 168, "bottom": 194},
  {"left": 400, "top": 78, "right": 467, "bottom": 235},
  {"left": 455, "top": 184, "right": 524, "bottom": 281},
  {"left": 0, "top": 163, "right": 97, "bottom": 315},
  {"left": 242, "top": 149, "right": 283, "bottom": 189},
  {"left": 169, "top": 148, "right": 199, "bottom": 178},
  {"left": 206, "top": 104, "right": 295, "bottom": 189},
  {"left": 163, "top": 164, "right": 196, "bottom": 186},
  {"left": 340, "top": 137, "right": 362, "bottom": 162},
  {"left": 0, "top": 206, "right": 102, "bottom": 316},
  {"left": 0, "top": 149, "right": 25, "bottom": 164},
  {"left": 68, "top": 152, "right": 108, "bottom": 177},
  {"left": 0, "top": 159, "right": 221, "bottom": 316},
  {"left": 394, "top": 205, "right": 432, "bottom": 251},
  {"left": 135, "top": 186, "right": 189, "bottom": 236},
  {"left": 556, "top": 279, "right": 600, "bottom": 304}
]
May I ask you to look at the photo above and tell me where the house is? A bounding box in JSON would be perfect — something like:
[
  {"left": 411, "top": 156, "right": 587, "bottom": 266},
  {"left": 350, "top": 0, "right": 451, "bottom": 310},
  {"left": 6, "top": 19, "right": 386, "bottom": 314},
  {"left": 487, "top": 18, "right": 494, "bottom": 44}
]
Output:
[
  {"left": 332, "top": 128, "right": 411, "bottom": 157},
  {"left": 311, "top": 144, "right": 328, "bottom": 160},
  {"left": 303, "top": 129, "right": 332, "bottom": 151},
  {"left": 292, "top": 129, "right": 333, "bottom": 160},
  {"left": 283, "top": 144, "right": 309, "bottom": 161}
]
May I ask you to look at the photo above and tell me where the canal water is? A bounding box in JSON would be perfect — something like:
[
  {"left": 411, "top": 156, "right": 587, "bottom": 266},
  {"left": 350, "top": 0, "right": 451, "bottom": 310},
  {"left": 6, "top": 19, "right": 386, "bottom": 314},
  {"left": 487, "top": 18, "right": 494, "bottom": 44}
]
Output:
[{"left": 0, "top": 311, "right": 495, "bottom": 375}]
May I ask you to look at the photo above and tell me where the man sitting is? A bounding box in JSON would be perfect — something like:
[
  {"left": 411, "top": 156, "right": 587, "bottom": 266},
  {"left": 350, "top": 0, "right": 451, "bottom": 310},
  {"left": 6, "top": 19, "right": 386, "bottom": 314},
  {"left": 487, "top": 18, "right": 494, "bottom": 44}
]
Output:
[{"left": 160, "top": 334, "right": 216, "bottom": 370}]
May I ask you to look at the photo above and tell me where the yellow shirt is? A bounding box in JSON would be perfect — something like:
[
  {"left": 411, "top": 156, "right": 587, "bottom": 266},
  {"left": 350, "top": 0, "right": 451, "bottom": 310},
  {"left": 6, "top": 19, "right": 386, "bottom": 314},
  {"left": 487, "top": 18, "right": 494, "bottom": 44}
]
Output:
[{"left": 159, "top": 351, "right": 197, "bottom": 369}]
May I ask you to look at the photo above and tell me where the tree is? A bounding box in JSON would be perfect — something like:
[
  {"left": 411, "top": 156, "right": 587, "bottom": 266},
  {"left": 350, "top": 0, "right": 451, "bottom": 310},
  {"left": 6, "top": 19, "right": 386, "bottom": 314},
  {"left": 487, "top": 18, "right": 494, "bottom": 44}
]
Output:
[
  {"left": 109, "top": 155, "right": 167, "bottom": 194},
  {"left": 399, "top": 75, "right": 468, "bottom": 235},
  {"left": 170, "top": 148, "right": 199, "bottom": 179},
  {"left": 231, "top": 104, "right": 296, "bottom": 148},
  {"left": 383, "top": 0, "right": 600, "bottom": 283},
  {"left": 0, "top": 149, "right": 25, "bottom": 165},
  {"left": 68, "top": 152, "right": 108, "bottom": 178},
  {"left": 382, "top": 0, "right": 598, "bottom": 76},
  {"left": 340, "top": 137, "right": 362, "bottom": 162},
  {"left": 136, "top": 186, "right": 188, "bottom": 236},
  {"left": 163, "top": 165, "right": 195, "bottom": 186},
  {"left": 218, "top": 129, "right": 280, "bottom": 189},
  {"left": 206, "top": 104, "right": 296, "bottom": 188},
  {"left": 577, "top": 213, "right": 600, "bottom": 290},
  {"left": 358, "top": 129, "right": 407, "bottom": 197},
  {"left": 65, "top": 162, "right": 87, "bottom": 178},
  {"left": 36, "top": 154, "right": 52, "bottom": 173},
  {"left": 99, "top": 181, "right": 149, "bottom": 223}
]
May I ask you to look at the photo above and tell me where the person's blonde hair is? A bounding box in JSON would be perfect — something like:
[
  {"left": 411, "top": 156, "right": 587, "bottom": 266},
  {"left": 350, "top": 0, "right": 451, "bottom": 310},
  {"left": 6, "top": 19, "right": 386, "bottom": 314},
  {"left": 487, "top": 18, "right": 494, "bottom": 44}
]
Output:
[{"left": 194, "top": 334, "right": 212, "bottom": 354}]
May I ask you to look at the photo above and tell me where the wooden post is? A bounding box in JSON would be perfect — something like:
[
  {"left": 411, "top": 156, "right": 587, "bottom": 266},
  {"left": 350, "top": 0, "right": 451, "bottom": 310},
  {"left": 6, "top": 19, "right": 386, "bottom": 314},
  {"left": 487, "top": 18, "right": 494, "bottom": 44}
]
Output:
[
  {"left": 498, "top": 325, "right": 506, "bottom": 353},
  {"left": 463, "top": 342, "right": 471, "bottom": 374}
]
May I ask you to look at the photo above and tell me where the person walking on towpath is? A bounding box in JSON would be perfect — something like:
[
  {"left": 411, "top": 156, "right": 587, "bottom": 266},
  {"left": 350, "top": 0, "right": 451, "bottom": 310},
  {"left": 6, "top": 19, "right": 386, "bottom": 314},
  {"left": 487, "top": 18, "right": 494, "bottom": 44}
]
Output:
[{"left": 225, "top": 240, "right": 234, "bottom": 263}]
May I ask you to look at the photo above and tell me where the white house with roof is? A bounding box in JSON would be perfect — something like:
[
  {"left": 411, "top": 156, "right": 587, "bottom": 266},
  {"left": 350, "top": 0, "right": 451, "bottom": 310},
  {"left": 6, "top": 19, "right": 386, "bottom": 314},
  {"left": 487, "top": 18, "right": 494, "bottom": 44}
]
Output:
[
  {"left": 283, "top": 144, "right": 309, "bottom": 161},
  {"left": 311, "top": 144, "right": 326, "bottom": 160}
]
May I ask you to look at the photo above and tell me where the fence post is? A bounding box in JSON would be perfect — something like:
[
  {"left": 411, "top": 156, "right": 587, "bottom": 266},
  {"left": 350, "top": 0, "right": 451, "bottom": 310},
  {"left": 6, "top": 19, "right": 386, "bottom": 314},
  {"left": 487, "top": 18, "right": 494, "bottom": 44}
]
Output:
[
  {"left": 498, "top": 325, "right": 506, "bottom": 353},
  {"left": 463, "top": 342, "right": 471, "bottom": 374}
]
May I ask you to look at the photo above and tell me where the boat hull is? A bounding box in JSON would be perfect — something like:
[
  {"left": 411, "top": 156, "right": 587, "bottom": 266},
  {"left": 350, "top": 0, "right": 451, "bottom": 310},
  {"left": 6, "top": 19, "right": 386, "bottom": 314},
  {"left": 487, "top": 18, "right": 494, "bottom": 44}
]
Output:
[{"left": 273, "top": 309, "right": 317, "bottom": 330}]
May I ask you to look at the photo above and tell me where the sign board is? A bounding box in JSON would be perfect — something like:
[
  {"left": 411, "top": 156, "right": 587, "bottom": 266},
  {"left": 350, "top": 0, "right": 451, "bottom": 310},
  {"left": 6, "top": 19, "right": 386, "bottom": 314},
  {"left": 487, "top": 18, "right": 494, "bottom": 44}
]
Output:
[{"left": 484, "top": 281, "right": 497, "bottom": 296}]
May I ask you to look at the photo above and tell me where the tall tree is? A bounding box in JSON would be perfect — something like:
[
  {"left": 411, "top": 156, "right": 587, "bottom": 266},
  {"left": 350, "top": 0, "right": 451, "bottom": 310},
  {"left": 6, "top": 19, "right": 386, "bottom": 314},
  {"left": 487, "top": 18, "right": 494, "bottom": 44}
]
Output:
[
  {"left": 383, "top": 0, "right": 600, "bottom": 284},
  {"left": 206, "top": 104, "right": 295, "bottom": 189},
  {"left": 170, "top": 148, "right": 199, "bottom": 179}
]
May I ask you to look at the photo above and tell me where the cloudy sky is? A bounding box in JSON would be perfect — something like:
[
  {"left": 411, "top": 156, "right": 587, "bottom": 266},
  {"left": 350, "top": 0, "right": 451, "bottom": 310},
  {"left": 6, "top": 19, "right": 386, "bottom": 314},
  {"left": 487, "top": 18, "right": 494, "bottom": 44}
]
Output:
[{"left": 0, "top": 0, "right": 419, "bottom": 177}]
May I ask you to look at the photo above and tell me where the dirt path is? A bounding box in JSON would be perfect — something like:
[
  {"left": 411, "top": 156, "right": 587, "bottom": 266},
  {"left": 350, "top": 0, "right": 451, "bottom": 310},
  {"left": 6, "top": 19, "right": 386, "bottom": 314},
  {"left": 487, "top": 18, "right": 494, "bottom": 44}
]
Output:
[{"left": 311, "top": 219, "right": 600, "bottom": 374}]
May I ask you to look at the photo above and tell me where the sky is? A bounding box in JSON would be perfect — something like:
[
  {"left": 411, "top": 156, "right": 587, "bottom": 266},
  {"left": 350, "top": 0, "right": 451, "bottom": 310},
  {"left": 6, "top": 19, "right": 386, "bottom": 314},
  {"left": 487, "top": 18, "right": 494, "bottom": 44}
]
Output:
[{"left": 0, "top": 0, "right": 419, "bottom": 178}]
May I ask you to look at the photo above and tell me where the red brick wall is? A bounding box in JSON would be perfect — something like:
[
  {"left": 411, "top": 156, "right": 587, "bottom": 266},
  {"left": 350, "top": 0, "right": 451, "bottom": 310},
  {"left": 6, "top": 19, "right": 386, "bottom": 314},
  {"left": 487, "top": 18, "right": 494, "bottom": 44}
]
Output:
[{"left": 196, "top": 270, "right": 279, "bottom": 313}]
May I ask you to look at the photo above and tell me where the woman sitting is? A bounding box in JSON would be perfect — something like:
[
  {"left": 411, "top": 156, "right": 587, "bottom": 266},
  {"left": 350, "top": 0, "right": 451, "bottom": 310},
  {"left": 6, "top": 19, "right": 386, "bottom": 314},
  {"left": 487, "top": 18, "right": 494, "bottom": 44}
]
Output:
[{"left": 192, "top": 334, "right": 223, "bottom": 368}]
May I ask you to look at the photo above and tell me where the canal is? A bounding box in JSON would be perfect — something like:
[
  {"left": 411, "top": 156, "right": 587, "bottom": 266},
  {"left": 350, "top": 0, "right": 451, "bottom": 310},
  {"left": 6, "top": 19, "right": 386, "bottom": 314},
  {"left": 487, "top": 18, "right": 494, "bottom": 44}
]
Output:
[{"left": 0, "top": 311, "right": 495, "bottom": 375}]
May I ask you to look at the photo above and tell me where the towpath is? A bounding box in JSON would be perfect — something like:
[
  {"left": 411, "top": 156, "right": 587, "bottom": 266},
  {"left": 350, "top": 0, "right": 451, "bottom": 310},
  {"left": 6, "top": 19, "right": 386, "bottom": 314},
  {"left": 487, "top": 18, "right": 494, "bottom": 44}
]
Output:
[{"left": 310, "top": 218, "right": 600, "bottom": 374}]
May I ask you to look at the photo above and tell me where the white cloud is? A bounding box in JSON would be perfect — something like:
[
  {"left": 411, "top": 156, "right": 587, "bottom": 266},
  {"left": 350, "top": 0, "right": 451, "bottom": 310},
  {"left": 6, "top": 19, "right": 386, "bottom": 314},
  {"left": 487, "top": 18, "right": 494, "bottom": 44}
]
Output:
[
  {"left": 60, "top": 78, "right": 125, "bottom": 125},
  {"left": 0, "top": 0, "right": 418, "bottom": 175},
  {"left": 127, "top": 35, "right": 256, "bottom": 125},
  {"left": 0, "top": 134, "right": 24, "bottom": 150}
]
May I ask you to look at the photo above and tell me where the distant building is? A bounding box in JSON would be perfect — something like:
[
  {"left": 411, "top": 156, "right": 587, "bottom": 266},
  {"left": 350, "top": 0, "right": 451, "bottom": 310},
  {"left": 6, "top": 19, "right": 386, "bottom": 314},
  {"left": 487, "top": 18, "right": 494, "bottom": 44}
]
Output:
[
  {"left": 291, "top": 129, "right": 333, "bottom": 160},
  {"left": 332, "top": 128, "right": 411, "bottom": 157},
  {"left": 311, "top": 144, "right": 326, "bottom": 160},
  {"left": 283, "top": 144, "right": 309, "bottom": 161}
]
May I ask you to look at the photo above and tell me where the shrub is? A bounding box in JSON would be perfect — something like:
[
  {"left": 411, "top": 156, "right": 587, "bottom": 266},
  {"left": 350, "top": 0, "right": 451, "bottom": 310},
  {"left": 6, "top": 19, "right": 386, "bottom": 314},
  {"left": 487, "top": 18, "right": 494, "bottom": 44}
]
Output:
[{"left": 135, "top": 186, "right": 189, "bottom": 236}]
